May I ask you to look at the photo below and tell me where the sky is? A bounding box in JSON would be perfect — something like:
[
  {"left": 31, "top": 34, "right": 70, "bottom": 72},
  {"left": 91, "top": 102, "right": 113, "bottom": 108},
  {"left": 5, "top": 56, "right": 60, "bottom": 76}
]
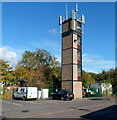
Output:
[{"left": 1, "top": 2, "right": 115, "bottom": 73}]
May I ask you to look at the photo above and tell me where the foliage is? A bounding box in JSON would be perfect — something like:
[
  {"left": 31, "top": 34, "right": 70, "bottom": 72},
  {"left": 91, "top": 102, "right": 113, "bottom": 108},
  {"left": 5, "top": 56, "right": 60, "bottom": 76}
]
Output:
[
  {"left": 17, "top": 49, "right": 61, "bottom": 89},
  {"left": 19, "top": 49, "right": 59, "bottom": 70},
  {"left": 0, "top": 59, "right": 15, "bottom": 86},
  {"left": 14, "top": 66, "right": 30, "bottom": 82},
  {"left": 50, "top": 66, "right": 62, "bottom": 91},
  {"left": 1, "top": 49, "right": 116, "bottom": 95},
  {"left": 2, "top": 87, "right": 12, "bottom": 100},
  {"left": 83, "top": 69, "right": 117, "bottom": 95},
  {"left": 82, "top": 70, "right": 96, "bottom": 87}
]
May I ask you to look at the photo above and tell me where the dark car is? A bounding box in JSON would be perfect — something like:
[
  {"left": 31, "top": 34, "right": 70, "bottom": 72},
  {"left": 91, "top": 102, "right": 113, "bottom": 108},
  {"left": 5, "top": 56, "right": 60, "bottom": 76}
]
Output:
[{"left": 52, "top": 90, "right": 74, "bottom": 100}]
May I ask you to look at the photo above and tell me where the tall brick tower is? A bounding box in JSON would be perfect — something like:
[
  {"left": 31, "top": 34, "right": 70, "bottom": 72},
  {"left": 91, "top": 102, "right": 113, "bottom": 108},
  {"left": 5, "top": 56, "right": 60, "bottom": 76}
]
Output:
[{"left": 59, "top": 4, "right": 85, "bottom": 99}]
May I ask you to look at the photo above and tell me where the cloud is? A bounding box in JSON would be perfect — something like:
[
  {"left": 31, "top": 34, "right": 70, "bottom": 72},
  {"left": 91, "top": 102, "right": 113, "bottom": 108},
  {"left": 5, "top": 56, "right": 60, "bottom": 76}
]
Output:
[
  {"left": 82, "top": 53, "right": 115, "bottom": 73},
  {"left": 0, "top": 46, "right": 18, "bottom": 68},
  {"left": 48, "top": 28, "right": 57, "bottom": 35}
]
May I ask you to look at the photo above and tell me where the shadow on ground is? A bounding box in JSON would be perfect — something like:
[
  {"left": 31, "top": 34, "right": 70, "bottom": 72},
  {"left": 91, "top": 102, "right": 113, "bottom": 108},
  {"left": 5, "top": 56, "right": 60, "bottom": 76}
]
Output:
[
  {"left": 89, "top": 98, "right": 110, "bottom": 101},
  {"left": 81, "top": 105, "right": 117, "bottom": 120}
]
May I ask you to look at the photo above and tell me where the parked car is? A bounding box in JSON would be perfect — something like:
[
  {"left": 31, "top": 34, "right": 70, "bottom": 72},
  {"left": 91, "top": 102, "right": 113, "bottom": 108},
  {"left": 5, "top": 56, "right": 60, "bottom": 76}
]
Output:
[{"left": 52, "top": 90, "right": 74, "bottom": 100}]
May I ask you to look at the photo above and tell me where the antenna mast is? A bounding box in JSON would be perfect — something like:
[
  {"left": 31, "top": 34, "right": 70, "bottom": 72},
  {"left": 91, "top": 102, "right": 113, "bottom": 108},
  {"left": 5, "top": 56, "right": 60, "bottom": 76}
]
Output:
[
  {"left": 75, "top": 4, "right": 78, "bottom": 12},
  {"left": 66, "top": 4, "right": 68, "bottom": 20}
]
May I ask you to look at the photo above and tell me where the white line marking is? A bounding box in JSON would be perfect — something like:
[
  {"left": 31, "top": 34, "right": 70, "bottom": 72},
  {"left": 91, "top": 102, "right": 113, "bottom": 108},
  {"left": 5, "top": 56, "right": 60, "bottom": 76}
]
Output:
[
  {"left": 3, "top": 101, "right": 23, "bottom": 106},
  {"left": 15, "top": 100, "right": 42, "bottom": 105}
]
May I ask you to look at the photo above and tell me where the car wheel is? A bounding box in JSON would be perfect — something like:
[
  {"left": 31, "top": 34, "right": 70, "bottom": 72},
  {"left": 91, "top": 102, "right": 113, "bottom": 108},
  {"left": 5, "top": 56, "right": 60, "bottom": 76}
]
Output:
[
  {"left": 49, "top": 96, "right": 52, "bottom": 100},
  {"left": 12, "top": 95, "right": 15, "bottom": 100},
  {"left": 61, "top": 97, "right": 64, "bottom": 100},
  {"left": 22, "top": 96, "right": 26, "bottom": 101}
]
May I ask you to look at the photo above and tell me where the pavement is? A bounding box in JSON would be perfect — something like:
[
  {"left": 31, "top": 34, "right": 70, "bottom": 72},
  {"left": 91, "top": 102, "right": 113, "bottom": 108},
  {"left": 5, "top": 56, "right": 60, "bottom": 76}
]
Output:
[{"left": 1, "top": 97, "right": 117, "bottom": 119}]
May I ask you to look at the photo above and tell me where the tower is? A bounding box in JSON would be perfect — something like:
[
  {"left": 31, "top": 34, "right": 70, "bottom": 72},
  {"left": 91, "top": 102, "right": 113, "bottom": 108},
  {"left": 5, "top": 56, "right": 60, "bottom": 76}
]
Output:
[{"left": 59, "top": 4, "right": 85, "bottom": 99}]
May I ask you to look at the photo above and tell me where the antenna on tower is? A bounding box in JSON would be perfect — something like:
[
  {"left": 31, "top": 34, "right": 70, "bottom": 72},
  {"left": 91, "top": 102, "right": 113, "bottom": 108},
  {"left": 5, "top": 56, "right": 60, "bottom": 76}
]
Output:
[
  {"left": 59, "top": 16, "right": 63, "bottom": 25},
  {"left": 81, "top": 14, "right": 85, "bottom": 24},
  {"left": 75, "top": 4, "right": 78, "bottom": 12},
  {"left": 66, "top": 4, "right": 68, "bottom": 20},
  {"left": 81, "top": 15, "right": 85, "bottom": 34},
  {"left": 59, "top": 16, "right": 63, "bottom": 34}
]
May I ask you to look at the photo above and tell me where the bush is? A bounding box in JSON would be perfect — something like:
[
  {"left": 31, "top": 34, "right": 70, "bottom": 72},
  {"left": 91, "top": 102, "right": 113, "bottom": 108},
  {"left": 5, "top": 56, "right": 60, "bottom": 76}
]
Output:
[{"left": 2, "top": 87, "right": 12, "bottom": 100}]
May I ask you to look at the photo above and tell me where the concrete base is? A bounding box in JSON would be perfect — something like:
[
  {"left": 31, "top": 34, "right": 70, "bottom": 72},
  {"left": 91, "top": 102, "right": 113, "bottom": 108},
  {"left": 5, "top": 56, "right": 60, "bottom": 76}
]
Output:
[
  {"left": 73, "top": 82, "right": 82, "bottom": 99},
  {"left": 62, "top": 81, "right": 82, "bottom": 99}
]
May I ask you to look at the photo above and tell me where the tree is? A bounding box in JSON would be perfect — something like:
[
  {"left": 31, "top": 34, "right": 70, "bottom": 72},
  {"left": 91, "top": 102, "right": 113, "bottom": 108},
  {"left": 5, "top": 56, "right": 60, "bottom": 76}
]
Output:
[
  {"left": 82, "top": 70, "right": 95, "bottom": 87},
  {"left": 0, "top": 59, "right": 15, "bottom": 86},
  {"left": 17, "top": 49, "right": 60, "bottom": 89},
  {"left": 107, "top": 68, "right": 117, "bottom": 94},
  {"left": 19, "top": 49, "right": 58, "bottom": 70},
  {"left": 14, "top": 66, "right": 30, "bottom": 81},
  {"left": 49, "top": 66, "right": 62, "bottom": 90},
  {"left": 87, "top": 68, "right": 117, "bottom": 95},
  {"left": 28, "top": 65, "right": 47, "bottom": 88}
]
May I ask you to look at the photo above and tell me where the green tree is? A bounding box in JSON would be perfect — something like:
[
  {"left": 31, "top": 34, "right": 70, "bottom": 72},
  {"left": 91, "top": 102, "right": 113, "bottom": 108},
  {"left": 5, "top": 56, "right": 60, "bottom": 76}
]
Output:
[
  {"left": 0, "top": 59, "right": 15, "bottom": 86},
  {"left": 88, "top": 68, "right": 117, "bottom": 95},
  {"left": 49, "top": 66, "right": 62, "bottom": 90},
  {"left": 82, "top": 70, "right": 95, "bottom": 87},
  {"left": 14, "top": 66, "right": 30, "bottom": 81},
  {"left": 17, "top": 49, "right": 60, "bottom": 89},
  {"left": 107, "top": 68, "right": 117, "bottom": 94}
]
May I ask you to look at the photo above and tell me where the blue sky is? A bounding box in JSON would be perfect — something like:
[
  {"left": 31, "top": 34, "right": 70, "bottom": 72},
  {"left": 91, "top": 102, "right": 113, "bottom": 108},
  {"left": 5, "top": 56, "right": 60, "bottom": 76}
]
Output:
[{"left": 1, "top": 2, "right": 115, "bottom": 73}]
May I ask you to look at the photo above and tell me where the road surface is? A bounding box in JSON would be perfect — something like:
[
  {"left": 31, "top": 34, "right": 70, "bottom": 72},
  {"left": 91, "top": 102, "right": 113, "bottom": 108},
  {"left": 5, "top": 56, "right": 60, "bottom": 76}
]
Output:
[{"left": 1, "top": 97, "right": 117, "bottom": 119}]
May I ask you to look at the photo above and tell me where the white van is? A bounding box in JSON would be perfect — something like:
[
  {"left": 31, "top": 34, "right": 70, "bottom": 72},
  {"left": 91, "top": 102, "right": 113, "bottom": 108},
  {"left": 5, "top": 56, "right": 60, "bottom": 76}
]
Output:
[{"left": 12, "top": 87, "right": 38, "bottom": 100}]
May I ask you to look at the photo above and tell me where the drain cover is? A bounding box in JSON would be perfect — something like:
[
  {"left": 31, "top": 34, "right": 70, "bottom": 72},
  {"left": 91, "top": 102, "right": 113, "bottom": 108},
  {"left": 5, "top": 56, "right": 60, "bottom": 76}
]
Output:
[{"left": 21, "top": 110, "right": 29, "bottom": 112}]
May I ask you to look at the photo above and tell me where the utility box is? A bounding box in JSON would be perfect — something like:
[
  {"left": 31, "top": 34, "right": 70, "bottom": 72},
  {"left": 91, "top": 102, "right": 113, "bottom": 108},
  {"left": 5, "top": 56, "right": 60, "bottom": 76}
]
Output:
[{"left": 41, "top": 89, "right": 49, "bottom": 99}]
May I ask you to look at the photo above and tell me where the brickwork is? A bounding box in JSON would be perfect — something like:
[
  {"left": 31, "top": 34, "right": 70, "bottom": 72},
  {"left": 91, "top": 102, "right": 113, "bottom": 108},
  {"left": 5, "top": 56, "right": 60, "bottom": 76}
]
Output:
[
  {"left": 61, "top": 17, "right": 82, "bottom": 99},
  {"left": 62, "top": 65, "right": 72, "bottom": 81},
  {"left": 62, "top": 81, "right": 72, "bottom": 91},
  {"left": 62, "top": 49, "right": 72, "bottom": 64}
]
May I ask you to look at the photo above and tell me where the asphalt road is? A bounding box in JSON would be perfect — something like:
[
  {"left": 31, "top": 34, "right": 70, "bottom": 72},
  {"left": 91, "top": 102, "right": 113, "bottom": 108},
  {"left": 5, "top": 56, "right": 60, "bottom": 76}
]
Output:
[{"left": 1, "top": 97, "right": 117, "bottom": 119}]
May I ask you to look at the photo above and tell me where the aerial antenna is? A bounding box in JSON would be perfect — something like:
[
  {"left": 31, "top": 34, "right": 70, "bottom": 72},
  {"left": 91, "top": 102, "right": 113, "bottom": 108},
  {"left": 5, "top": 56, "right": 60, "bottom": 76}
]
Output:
[
  {"left": 75, "top": 4, "right": 78, "bottom": 12},
  {"left": 59, "top": 16, "right": 63, "bottom": 34},
  {"left": 66, "top": 3, "right": 68, "bottom": 20},
  {"left": 81, "top": 15, "right": 85, "bottom": 34},
  {"left": 59, "top": 16, "right": 63, "bottom": 25},
  {"left": 82, "top": 14, "right": 85, "bottom": 24}
]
